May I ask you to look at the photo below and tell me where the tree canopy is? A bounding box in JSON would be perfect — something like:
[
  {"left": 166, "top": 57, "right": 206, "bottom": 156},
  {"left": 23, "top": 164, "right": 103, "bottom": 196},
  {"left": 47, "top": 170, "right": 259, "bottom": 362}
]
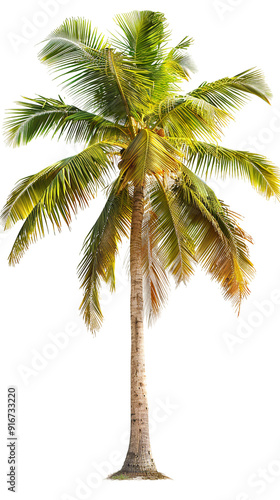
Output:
[{"left": 2, "top": 11, "right": 279, "bottom": 332}]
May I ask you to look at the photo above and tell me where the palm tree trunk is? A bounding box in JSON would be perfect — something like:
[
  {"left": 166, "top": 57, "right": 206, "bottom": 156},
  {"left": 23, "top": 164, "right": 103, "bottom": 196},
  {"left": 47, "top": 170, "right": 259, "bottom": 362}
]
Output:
[
  {"left": 109, "top": 183, "right": 168, "bottom": 480},
  {"left": 123, "top": 181, "right": 156, "bottom": 473}
]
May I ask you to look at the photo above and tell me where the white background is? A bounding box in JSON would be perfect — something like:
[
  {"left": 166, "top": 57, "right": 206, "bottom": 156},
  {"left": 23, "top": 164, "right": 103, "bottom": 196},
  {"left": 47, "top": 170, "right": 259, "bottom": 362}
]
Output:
[{"left": 1, "top": 0, "right": 280, "bottom": 499}]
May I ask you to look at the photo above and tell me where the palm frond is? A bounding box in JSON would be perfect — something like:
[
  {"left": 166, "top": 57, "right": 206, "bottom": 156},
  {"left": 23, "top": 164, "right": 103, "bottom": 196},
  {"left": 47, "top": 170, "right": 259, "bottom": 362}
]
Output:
[
  {"left": 186, "top": 141, "right": 280, "bottom": 199},
  {"left": 141, "top": 192, "right": 170, "bottom": 324},
  {"left": 60, "top": 111, "right": 130, "bottom": 144},
  {"left": 147, "top": 37, "right": 196, "bottom": 106},
  {"left": 152, "top": 95, "right": 230, "bottom": 141},
  {"left": 78, "top": 179, "right": 132, "bottom": 332},
  {"left": 111, "top": 13, "right": 196, "bottom": 106},
  {"left": 118, "top": 129, "right": 182, "bottom": 186},
  {"left": 1, "top": 143, "right": 113, "bottom": 229},
  {"left": 149, "top": 178, "right": 196, "bottom": 285},
  {"left": 172, "top": 167, "right": 255, "bottom": 311},
  {"left": 163, "top": 36, "right": 196, "bottom": 81},
  {"left": 112, "top": 10, "right": 170, "bottom": 66},
  {"left": 3, "top": 144, "right": 114, "bottom": 264},
  {"left": 189, "top": 68, "right": 272, "bottom": 114},
  {"left": 4, "top": 95, "right": 129, "bottom": 147},
  {"left": 38, "top": 17, "right": 152, "bottom": 123}
]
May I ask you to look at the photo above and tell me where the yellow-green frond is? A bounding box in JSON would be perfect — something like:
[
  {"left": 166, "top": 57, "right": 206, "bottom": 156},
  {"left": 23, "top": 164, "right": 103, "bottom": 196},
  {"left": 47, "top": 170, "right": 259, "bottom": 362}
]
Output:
[
  {"left": 190, "top": 68, "right": 272, "bottom": 114},
  {"left": 118, "top": 129, "right": 182, "bottom": 186},
  {"left": 172, "top": 169, "right": 255, "bottom": 311},
  {"left": 149, "top": 177, "right": 196, "bottom": 285},
  {"left": 3, "top": 144, "right": 114, "bottom": 265},
  {"left": 141, "top": 194, "right": 170, "bottom": 324},
  {"left": 186, "top": 142, "right": 280, "bottom": 199},
  {"left": 152, "top": 95, "right": 230, "bottom": 141},
  {"left": 78, "top": 178, "right": 132, "bottom": 332}
]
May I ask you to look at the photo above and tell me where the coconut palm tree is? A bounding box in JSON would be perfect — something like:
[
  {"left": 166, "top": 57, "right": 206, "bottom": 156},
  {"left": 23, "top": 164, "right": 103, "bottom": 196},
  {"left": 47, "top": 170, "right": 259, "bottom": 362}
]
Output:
[{"left": 1, "top": 11, "right": 279, "bottom": 479}]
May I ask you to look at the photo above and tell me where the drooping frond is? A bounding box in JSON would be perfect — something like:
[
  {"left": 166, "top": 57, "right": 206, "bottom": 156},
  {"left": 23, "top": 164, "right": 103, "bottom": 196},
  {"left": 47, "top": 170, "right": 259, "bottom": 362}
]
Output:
[
  {"left": 189, "top": 68, "right": 272, "bottom": 114},
  {"left": 172, "top": 167, "right": 255, "bottom": 311},
  {"left": 141, "top": 191, "right": 170, "bottom": 324},
  {"left": 118, "top": 129, "right": 182, "bottom": 186},
  {"left": 78, "top": 179, "right": 132, "bottom": 332},
  {"left": 1, "top": 143, "right": 112, "bottom": 229},
  {"left": 148, "top": 177, "right": 196, "bottom": 285},
  {"left": 4, "top": 95, "right": 129, "bottom": 147},
  {"left": 152, "top": 95, "right": 230, "bottom": 141},
  {"left": 38, "top": 17, "right": 151, "bottom": 123},
  {"left": 186, "top": 142, "right": 280, "bottom": 199},
  {"left": 3, "top": 144, "right": 113, "bottom": 264}
]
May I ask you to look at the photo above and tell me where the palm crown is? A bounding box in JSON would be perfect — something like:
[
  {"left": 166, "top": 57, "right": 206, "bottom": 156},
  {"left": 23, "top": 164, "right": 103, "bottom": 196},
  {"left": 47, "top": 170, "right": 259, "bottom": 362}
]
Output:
[{"left": 2, "top": 11, "right": 279, "bottom": 333}]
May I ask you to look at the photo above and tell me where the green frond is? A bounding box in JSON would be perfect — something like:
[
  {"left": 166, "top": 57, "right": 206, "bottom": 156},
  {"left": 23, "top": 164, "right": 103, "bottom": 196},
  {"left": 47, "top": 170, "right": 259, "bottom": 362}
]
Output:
[
  {"left": 59, "top": 111, "right": 130, "bottom": 144},
  {"left": 186, "top": 142, "right": 280, "bottom": 199},
  {"left": 4, "top": 95, "right": 129, "bottom": 147},
  {"left": 172, "top": 168, "right": 255, "bottom": 311},
  {"left": 4, "top": 95, "right": 78, "bottom": 146},
  {"left": 118, "top": 129, "right": 182, "bottom": 187},
  {"left": 161, "top": 50, "right": 194, "bottom": 83},
  {"left": 163, "top": 36, "right": 196, "bottom": 80},
  {"left": 141, "top": 192, "right": 170, "bottom": 324},
  {"left": 112, "top": 11, "right": 170, "bottom": 66},
  {"left": 149, "top": 178, "right": 196, "bottom": 285},
  {"left": 112, "top": 14, "right": 195, "bottom": 106},
  {"left": 7, "top": 203, "right": 50, "bottom": 266},
  {"left": 152, "top": 95, "right": 230, "bottom": 141},
  {"left": 78, "top": 179, "right": 132, "bottom": 332},
  {"left": 38, "top": 16, "right": 107, "bottom": 69},
  {"left": 3, "top": 143, "right": 113, "bottom": 264},
  {"left": 38, "top": 17, "right": 152, "bottom": 122},
  {"left": 148, "top": 40, "right": 196, "bottom": 105},
  {"left": 2, "top": 164, "right": 61, "bottom": 229},
  {"left": 175, "top": 36, "right": 194, "bottom": 51},
  {"left": 190, "top": 68, "right": 272, "bottom": 114}
]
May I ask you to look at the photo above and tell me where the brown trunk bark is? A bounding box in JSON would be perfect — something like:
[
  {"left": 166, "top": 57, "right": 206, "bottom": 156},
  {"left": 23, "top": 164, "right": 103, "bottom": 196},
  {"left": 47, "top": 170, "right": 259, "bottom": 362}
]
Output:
[
  {"left": 108, "top": 183, "right": 168, "bottom": 480},
  {"left": 122, "top": 182, "right": 156, "bottom": 473}
]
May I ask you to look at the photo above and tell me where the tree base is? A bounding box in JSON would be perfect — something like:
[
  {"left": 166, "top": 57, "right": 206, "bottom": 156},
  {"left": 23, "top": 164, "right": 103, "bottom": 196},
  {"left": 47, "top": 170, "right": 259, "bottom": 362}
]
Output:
[{"left": 107, "top": 470, "right": 171, "bottom": 480}]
